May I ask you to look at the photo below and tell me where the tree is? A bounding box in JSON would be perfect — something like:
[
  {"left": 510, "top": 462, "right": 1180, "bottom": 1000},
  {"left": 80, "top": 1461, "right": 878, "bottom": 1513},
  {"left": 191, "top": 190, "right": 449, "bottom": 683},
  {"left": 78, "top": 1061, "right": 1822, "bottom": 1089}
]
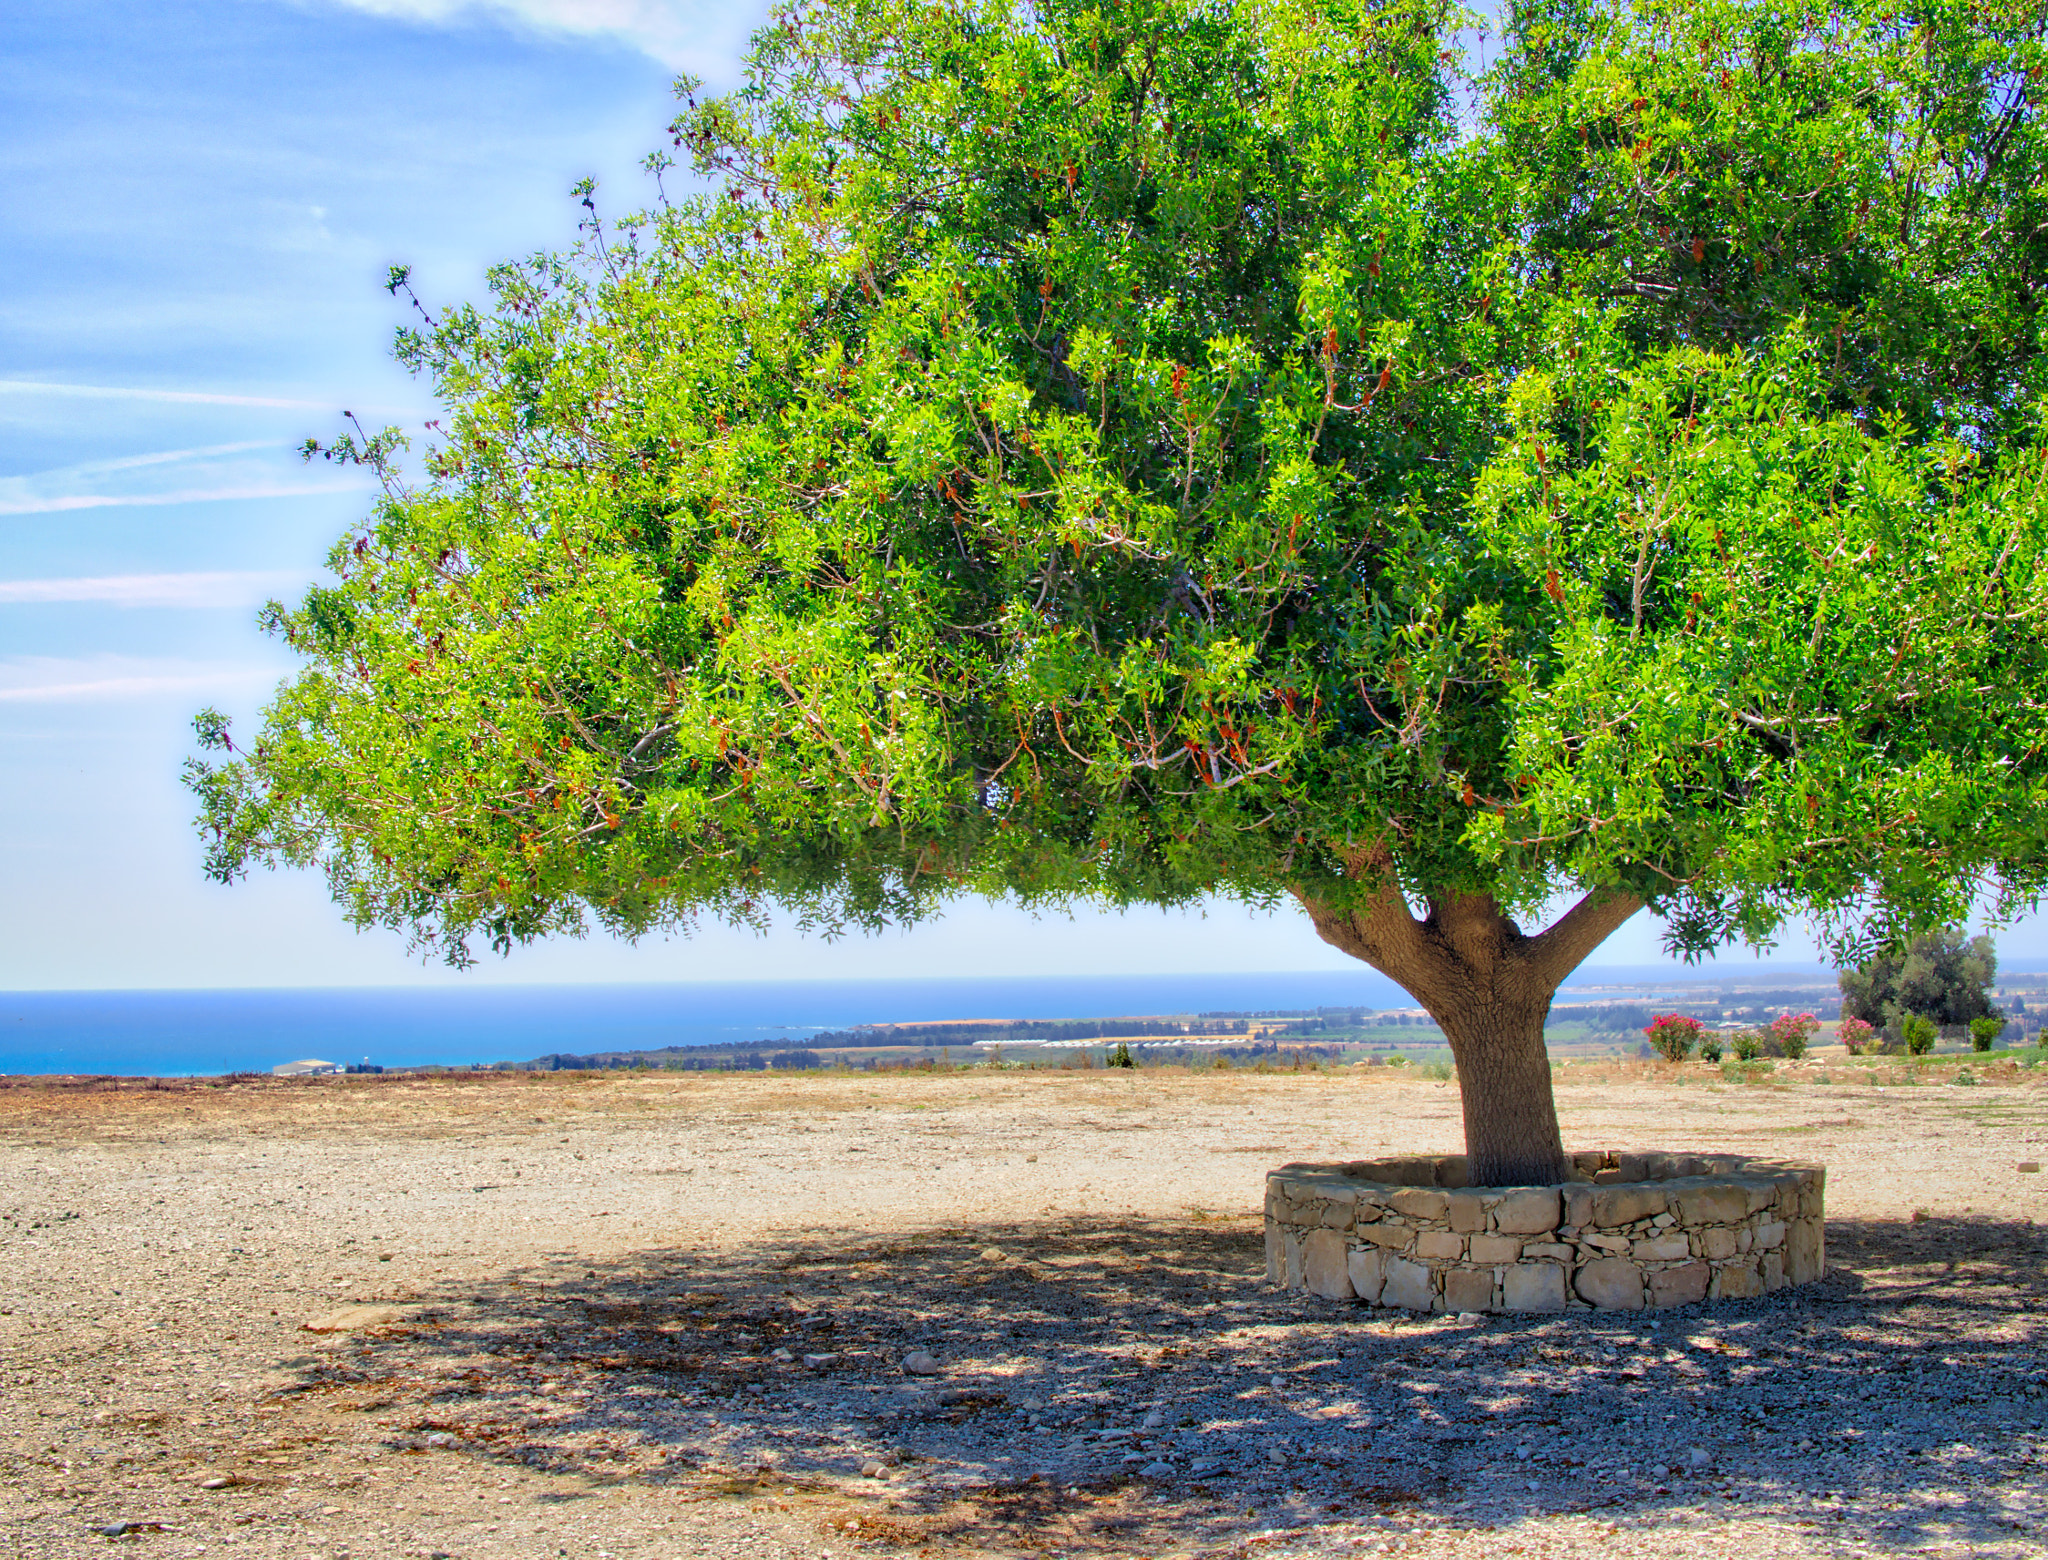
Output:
[
  {"left": 187, "top": 0, "right": 2048, "bottom": 1186},
  {"left": 1838, "top": 926, "right": 2000, "bottom": 1041}
]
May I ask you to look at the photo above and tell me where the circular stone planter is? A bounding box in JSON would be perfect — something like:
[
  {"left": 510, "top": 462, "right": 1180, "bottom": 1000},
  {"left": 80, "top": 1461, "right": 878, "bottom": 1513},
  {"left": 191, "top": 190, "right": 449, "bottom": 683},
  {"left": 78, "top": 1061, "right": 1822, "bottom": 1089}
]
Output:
[{"left": 1265, "top": 1150, "right": 1825, "bottom": 1312}]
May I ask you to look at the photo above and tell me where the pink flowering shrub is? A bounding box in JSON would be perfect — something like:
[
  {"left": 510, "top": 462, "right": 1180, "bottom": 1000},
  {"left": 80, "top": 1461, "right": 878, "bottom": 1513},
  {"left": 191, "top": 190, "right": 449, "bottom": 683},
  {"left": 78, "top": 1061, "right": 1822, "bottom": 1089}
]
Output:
[
  {"left": 1767, "top": 1011, "right": 1821, "bottom": 1060},
  {"left": 1644, "top": 1012, "right": 1704, "bottom": 1062}
]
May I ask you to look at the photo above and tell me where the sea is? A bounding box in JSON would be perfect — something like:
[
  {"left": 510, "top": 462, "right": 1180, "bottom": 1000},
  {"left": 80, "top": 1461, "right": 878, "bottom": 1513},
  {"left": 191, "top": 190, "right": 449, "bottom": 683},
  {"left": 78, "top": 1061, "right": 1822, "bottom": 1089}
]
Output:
[{"left": 0, "top": 964, "right": 1841, "bottom": 1078}]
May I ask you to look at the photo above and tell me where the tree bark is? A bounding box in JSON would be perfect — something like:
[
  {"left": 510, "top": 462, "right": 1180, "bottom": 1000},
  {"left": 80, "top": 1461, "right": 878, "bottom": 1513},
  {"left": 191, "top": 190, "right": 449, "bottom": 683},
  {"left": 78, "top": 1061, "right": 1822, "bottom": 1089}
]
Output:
[{"left": 1294, "top": 851, "right": 1643, "bottom": 1186}]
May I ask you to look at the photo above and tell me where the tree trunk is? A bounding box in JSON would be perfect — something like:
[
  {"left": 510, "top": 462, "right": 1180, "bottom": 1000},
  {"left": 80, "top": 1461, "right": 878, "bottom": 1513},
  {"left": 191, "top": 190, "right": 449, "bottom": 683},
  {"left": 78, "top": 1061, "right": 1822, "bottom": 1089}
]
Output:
[
  {"left": 1294, "top": 853, "right": 1643, "bottom": 1187},
  {"left": 1435, "top": 994, "right": 1570, "bottom": 1187}
]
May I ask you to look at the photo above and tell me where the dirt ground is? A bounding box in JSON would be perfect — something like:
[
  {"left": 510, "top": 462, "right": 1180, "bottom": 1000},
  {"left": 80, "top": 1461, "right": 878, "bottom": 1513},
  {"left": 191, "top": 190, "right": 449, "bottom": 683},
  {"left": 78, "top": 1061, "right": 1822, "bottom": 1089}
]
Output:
[{"left": 2, "top": 1060, "right": 2045, "bottom": 1560}]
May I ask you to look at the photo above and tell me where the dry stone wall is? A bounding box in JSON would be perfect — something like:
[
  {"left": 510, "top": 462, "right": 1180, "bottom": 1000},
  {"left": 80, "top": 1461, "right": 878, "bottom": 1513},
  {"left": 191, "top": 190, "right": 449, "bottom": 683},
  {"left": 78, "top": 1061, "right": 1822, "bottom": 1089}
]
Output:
[{"left": 1265, "top": 1150, "right": 1824, "bottom": 1312}]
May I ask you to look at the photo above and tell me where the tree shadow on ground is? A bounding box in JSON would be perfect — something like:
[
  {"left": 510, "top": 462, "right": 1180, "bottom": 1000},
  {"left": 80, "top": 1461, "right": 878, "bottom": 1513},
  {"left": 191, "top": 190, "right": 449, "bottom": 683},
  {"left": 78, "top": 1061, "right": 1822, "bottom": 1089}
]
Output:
[{"left": 289, "top": 1212, "right": 2046, "bottom": 1556}]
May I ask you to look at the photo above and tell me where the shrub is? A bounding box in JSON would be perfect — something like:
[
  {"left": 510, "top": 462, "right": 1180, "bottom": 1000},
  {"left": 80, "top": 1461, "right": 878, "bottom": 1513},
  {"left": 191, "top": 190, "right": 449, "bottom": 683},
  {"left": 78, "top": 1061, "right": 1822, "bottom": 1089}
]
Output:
[
  {"left": 1837, "top": 1016, "right": 1875, "bottom": 1055},
  {"left": 1644, "top": 1013, "right": 1704, "bottom": 1062},
  {"left": 1969, "top": 1015, "right": 2003, "bottom": 1053},
  {"left": 1698, "top": 1032, "right": 1724, "bottom": 1063},
  {"left": 1108, "top": 1042, "right": 1136, "bottom": 1069},
  {"left": 1903, "top": 1014, "right": 1937, "bottom": 1056},
  {"left": 1768, "top": 1012, "right": 1819, "bottom": 1060},
  {"left": 1732, "top": 1029, "right": 1765, "bottom": 1061}
]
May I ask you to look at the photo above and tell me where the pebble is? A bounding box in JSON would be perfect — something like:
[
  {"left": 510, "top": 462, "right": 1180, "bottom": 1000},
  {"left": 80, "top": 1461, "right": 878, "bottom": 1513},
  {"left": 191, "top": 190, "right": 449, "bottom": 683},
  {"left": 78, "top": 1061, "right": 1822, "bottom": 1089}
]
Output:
[
  {"left": 804, "top": 1352, "right": 839, "bottom": 1369},
  {"left": 1268, "top": 1446, "right": 1288, "bottom": 1465},
  {"left": 1140, "top": 1460, "right": 1175, "bottom": 1478},
  {"left": 197, "top": 1476, "right": 232, "bottom": 1490},
  {"left": 902, "top": 1350, "right": 941, "bottom": 1376},
  {"left": 425, "top": 1432, "right": 457, "bottom": 1449},
  {"left": 980, "top": 1246, "right": 1006, "bottom": 1261},
  {"left": 860, "top": 1459, "right": 886, "bottom": 1478},
  {"left": 1142, "top": 1409, "right": 1166, "bottom": 1428},
  {"left": 1688, "top": 1446, "right": 1714, "bottom": 1468}
]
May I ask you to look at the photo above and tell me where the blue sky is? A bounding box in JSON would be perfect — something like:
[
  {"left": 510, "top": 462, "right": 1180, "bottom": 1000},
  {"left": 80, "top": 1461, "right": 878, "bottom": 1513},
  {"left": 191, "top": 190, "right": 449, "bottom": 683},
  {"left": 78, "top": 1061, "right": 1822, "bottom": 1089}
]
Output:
[{"left": 0, "top": 0, "right": 2021, "bottom": 990}]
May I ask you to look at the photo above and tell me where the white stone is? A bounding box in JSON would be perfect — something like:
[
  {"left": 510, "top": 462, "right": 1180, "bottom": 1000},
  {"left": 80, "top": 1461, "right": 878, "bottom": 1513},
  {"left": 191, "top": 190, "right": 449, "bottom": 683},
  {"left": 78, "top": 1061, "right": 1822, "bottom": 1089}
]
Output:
[
  {"left": 1379, "top": 1256, "right": 1433, "bottom": 1310},
  {"left": 1303, "top": 1228, "right": 1355, "bottom": 1299},
  {"left": 902, "top": 1350, "right": 942, "bottom": 1376},
  {"left": 1502, "top": 1262, "right": 1566, "bottom": 1312},
  {"left": 1347, "top": 1245, "right": 1385, "bottom": 1303}
]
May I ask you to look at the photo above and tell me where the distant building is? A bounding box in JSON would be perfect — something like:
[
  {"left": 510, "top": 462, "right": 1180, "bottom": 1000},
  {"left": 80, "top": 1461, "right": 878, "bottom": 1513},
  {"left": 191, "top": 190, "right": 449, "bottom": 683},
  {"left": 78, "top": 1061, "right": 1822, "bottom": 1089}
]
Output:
[{"left": 272, "top": 1058, "right": 339, "bottom": 1077}]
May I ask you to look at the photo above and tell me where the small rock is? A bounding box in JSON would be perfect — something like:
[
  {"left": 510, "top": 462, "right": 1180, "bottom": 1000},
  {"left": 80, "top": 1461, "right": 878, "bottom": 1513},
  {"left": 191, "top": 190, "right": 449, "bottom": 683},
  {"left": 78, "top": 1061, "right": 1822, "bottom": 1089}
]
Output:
[
  {"left": 2020, "top": 1161, "right": 2042, "bottom": 1174},
  {"left": 425, "top": 1431, "right": 458, "bottom": 1449},
  {"left": 902, "top": 1350, "right": 942, "bottom": 1376},
  {"left": 804, "top": 1353, "right": 839, "bottom": 1369},
  {"left": 1651, "top": 1463, "right": 1668, "bottom": 1479},
  {"left": 1142, "top": 1409, "right": 1165, "bottom": 1429},
  {"left": 301, "top": 1303, "right": 408, "bottom": 1334},
  {"left": 1269, "top": 1375, "right": 1285, "bottom": 1390},
  {"left": 1139, "top": 1460, "right": 1175, "bottom": 1478},
  {"left": 861, "top": 1459, "right": 887, "bottom": 1478},
  {"left": 1688, "top": 1446, "right": 1714, "bottom": 1469},
  {"left": 980, "top": 1246, "right": 1006, "bottom": 1262},
  {"left": 198, "top": 1475, "right": 232, "bottom": 1490},
  {"left": 772, "top": 1348, "right": 795, "bottom": 1363},
  {"left": 1267, "top": 1445, "right": 1288, "bottom": 1465}
]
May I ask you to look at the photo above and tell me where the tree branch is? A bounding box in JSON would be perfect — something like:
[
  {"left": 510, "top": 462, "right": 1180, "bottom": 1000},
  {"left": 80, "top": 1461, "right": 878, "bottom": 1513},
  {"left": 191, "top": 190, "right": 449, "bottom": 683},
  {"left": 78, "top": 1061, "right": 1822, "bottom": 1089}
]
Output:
[{"left": 1522, "top": 887, "right": 1646, "bottom": 988}]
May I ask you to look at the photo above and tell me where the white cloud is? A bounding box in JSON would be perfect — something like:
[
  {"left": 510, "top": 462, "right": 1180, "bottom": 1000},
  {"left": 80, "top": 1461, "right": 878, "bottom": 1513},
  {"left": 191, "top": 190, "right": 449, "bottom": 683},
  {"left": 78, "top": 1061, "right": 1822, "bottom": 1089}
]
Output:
[
  {"left": 0, "top": 380, "right": 350, "bottom": 412},
  {"left": 0, "top": 572, "right": 309, "bottom": 609},
  {"left": 0, "top": 442, "right": 374, "bottom": 517},
  {"left": 0, "top": 655, "right": 286, "bottom": 705},
  {"left": 300, "top": 0, "right": 768, "bottom": 73}
]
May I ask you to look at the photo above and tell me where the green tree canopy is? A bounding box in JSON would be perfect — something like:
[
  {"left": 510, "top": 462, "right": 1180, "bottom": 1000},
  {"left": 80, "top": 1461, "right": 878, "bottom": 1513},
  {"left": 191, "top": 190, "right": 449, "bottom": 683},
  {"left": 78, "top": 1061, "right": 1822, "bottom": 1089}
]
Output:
[
  {"left": 1838, "top": 925, "right": 2000, "bottom": 1036},
  {"left": 190, "top": 0, "right": 2048, "bottom": 1183}
]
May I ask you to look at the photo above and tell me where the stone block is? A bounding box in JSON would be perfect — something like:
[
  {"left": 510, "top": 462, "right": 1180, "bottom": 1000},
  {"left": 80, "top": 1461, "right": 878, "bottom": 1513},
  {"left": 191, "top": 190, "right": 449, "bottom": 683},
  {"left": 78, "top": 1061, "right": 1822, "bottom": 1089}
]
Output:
[
  {"left": 1741, "top": 1178, "right": 1778, "bottom": 1214},
  {"left": 1379, "top": 1257, "right": 1433, "bottom": 1311},
  {"left": 1358, "top": 1221, "right": 1415, "bottom": 1252},
  {"left": 1649, "top": 1262, "right": 1710, "bottom": 1307},
  {"left": 1502, "top": 1261, "right": 1566, "bottom": 1311},
  {"left": 1590, "top": 1184, "right": 1666, "bottom": 1228},
  {"left": 1575, "top": 1258, "right": 1645, "bottom": 1310},
  {"left": 1713, "top": 1259, "right": 1762, "bottom": 1299},
  {"left": 1447, "top": 1193, "right": 1488, "bottom": 1233},
  {"left": 1265, "top": 1221, "right": 1283, "bottom": 1284},
  {"left": 1283, "top": 1228, "right": 1306, "bottom": 1289},
  {"left": 1695, "top": 1226, "right": 1739, "bottom": 1261},
  {"left": 1580, "top": 1231, "right": 1630, "bottom": 1254},
  {"left": 1444, "top": 1267, "right": 1496, "bottom": 1312},
  {"left": 1415, "top": 1231, "right": 1465, "bottom": 1262},
  {"left": 1562, "top": 1185, "right": 1595, "bottom": 1229},
  {"left": 1631, "top": 1235, "right": 1691, "bottom": 1263},
  {"left": 1520, "top": 1242, "right": 1572, "bottom": 1261},
  {"left": 1469, "top": 1234, "right": 1521, "bottom": 1265},
  {"left": 1303, "top": 1229, "right": 1354, "bottom": 1300},
  {"left": 1763, "top": 1251, "right": 1787, "bottom": 1290},
  {"left": 1389, "top": 1188, "right": 1450, "bottom": 1221},
  {"left": 1786, "top": 1219, "right": 1823, "bottom": 1285},
  {"left": 1348, "top": 1244, "right": 1385, "bottom": 1304},
  {"left": 1675, "top": 1184, "right": 1750, "bottom": 1225},
  {"left": 1753, "top": 1220, "right": 1786, "bottom": 1251},
  {"left": 1493, "top": 1187, "right": 1563, "bottom": 1235}
]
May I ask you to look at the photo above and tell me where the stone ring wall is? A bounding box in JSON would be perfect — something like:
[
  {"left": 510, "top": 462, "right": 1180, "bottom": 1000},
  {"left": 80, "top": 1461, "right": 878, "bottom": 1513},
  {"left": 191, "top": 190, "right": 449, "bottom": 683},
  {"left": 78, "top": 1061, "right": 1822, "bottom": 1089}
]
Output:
[{"left": 1265, "top": 1150, "right": 1825, "bottom": 1312}]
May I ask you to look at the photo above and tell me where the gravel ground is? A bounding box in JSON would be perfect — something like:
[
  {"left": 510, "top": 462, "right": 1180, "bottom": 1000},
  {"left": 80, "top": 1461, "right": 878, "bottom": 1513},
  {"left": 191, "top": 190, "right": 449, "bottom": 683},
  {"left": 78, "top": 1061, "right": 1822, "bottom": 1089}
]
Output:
[{"left": 2, "top": 1060, "right": 2045, "bottom": 1560}]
